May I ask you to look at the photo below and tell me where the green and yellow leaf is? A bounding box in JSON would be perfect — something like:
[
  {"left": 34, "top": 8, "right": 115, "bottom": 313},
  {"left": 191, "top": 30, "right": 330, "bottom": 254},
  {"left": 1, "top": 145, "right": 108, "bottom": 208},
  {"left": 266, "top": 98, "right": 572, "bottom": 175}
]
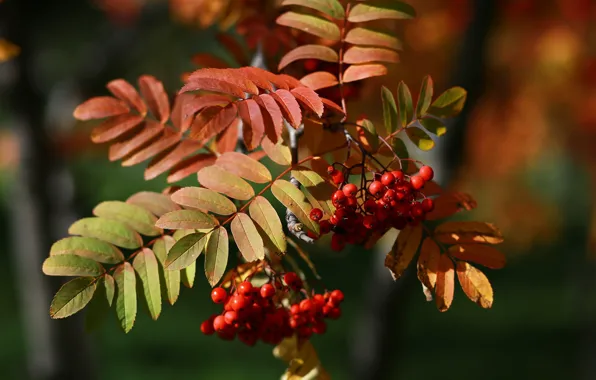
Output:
[
  {"left": 249, "top": 196, "right": 287, "bottom": 254},
  {"left": 68, "top": 217, "right": 143, "bottom": 249},
  {"left": 156, "top": 209, "right": 218, "bottom": 230},
  {"left": 165, "top": 232, "right": 208, "bottom": 270},
  {"left": 133, "top": 248, "right": 162, "bottom": 320},
  {"left": 456, "top": 261, "right": 493, "bottom": 309},
  {"left": 171, "top": 187, "right": 237, "bottom": 215},
  {"left": 50, "top": 276, "right": 97, "bottom": 319},
  {"left": 93, "top": 201, "right": 162, "bottom": 236},
  {"left": 272, "top": 179, "right": 320, "bottom": 234},
  {"left": 114, "top": 262, "right": 137, "bottom": 333},
  {"left": 204, "top": 227, "right": 229, "bottom": 287},
  {"left": 50, "top": 236, "right": 124, "bottom": 264},
  {"left": 43, "top": 255, "right": 105, "bottom": 277},
  {"left": 231, "top": 213, "right": 265, "bottom": 262}
]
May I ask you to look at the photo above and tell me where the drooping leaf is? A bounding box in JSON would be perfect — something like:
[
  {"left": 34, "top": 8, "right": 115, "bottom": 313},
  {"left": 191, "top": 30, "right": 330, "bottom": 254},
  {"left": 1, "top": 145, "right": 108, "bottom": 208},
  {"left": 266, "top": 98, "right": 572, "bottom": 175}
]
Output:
[
  {"left": 50, "top": 236, "right": 124, "bottom": 264},
  {"left": 420, "top": 117, "right": 446, "bottom": 136},
  {"left": 291, "top": 167, "right": 335, "bottom": 215},
  {"left": 43, "top": 255, "right": 105, "bottom": 277},
  {"left": 107, "top": 79, "right": 147, "bottom": 115},
  {"left": 381, "top": 86, "right": 398, "bottom": 134},
  {"left": 435, "top": 221, "right": 504, "bottom": 245},
  {"left": 181, "top": 262, "right": 196, "bottom": 288},
  {"left": 261, "top": 137, "right": 292, "bottom": 166},
  {"left": 50, "top": 277, "right": 97, "bottom": 319},
  {"left": 417, "top": 237, "right": 440, "bottom": 292},
  {"left": 133, "top": 248, "right": 162, "bottom": 320},
  {"left": 171, "top": 187, "right": 236, "bottom": 215},
  {"left": 343, "top": 64, "right": 387, "bottom": 83},
  {"left": 435, "top": 254, "right": 454, "bottom": 312},
  {"left": 114, "top": 262, "right": 137, "bottom": 333},
  {"left": 68, "top": 217, "right": 142, "bottom": 250},
  {"left": 428, "top": 87, "right": 467, "bottom": 118},
  {"left": 165, "top": 232, "right": 208, "bottom": 270},
  {"left": 249, "top": 196, "right": 287, "bottom": 254},
  {"left": 153, "top": 236, "right": 180, "bottom": 305},
  {"left": 73, "top": 96, "right": 130, "bottom": 121},
  {"left": 384, "top": 223, "right": 423, "bottom": 280},
  {"left": 300, "top": 72, "right": 339, "bottom": 91},
  {"left": 126, "top": 191, "right": 180, "bottom": 217},
  {"left": 204, "top": 227, "right": 229, "bottom": 287},
  {"left": 343, "top": 46, "right": 400, "bottom": 65},
  {"left": 456, "top": 261, "right": 493, "bottom": 308},
  {"left": 231, "top": 213, "right": 265, "bottom": 262},
  {"left": 416, "top": 75, "right": 433, "bottom": 118},
  {"left": 270, "top": 89, "right": 303, "bottom": 128},
  {"left": 197, "top": 165, "right": 255, "bottom": 201},
  {"left": 279, "top": 45, "right": 339, "bottom": 71},
  {"left": 291, "top": 87, "right": 324, "bottom": 117},
  {"left": 281, "top": 0, "right": 345, "bottom": 19},
  {"left": 347, "top": 1, "right": 416, "bottom": 22},
  {"left": 138, "top": 75, "right": 170, "bottom": 123},
  {"left": 91, "top": 114, "right": 145, "bottom": 143},
  {"left": 272, "top": 179, "right": 320, "bottom": 234},
  {"left": 84, "top": 275, "right": 114, "bottom": 331},
  {"left": 216, "top": 152, "right": 272, "bottom": 183},
  {"left": 398, "top": 81, "right": 414, "bottom": 127},
  {"left": 406, "top": 127, "right": 435, "bottom": 151},
  {"left": 156, "top": 209, "right": 218, "bottom": 230},
  {"left": 345, "top": 27, "right": 403, "bottom": 51},
  {"left": 449, "top": 244, "right": 506, "bottom": 270},
  {"left": 93, "top": 201, "right": 162, "bottom": 236},
  {"left": 276, "top": 12, "right": 341, "bottom": 41}
]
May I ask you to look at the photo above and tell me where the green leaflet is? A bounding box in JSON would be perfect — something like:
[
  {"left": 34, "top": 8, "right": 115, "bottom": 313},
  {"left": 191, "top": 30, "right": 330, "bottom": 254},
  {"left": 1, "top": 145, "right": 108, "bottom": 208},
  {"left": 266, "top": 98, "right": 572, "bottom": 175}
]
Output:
[
  {"left": 42, "top": 255, "right": 105, "bottom": 277},
  {"left": 133, "top": 249, "right": 162, "bottom": 321},
  {"left": 398, "top": 81, "right": 413, "bottom": 128},
  {"left": 68, "top": 217, "right": 143, "bottom": 249},
  {"left": 204, "top": 227, "right": 229, "bottom": 287},
  {"left": 181, "top": 262, "right": 196, "bottom": 288},
  {"left": 165, "top": 232, "right": 208, "bottom": 270},
  {"left": 50, "top": 236, "right": 124, "bottom": 264},
  {"left": 153, "top": 236, "right": 180, "bottom": 305},
  {"left": 93, "top": 201, "right": 162, "bottom": 236},
  {"left": 114, "top": 262, "right": 137, "bottom": 333},
  {"left": 381, "top": 86, "right": 398, "bottom": 134},
  {"left": 416, "top": 76, "right": 434, "bottom": 118},
  {"left": 271, "top": 179, "right": 320, "bottom": 234},
  {"left": 428, "top": 87, "right": 467, "bottom": 118},
  {"left": 249, "top": 196, "right": 287, "bottom": 254},
  {"left": 50, "top": 276, "right": 97, "bottom": 319}
]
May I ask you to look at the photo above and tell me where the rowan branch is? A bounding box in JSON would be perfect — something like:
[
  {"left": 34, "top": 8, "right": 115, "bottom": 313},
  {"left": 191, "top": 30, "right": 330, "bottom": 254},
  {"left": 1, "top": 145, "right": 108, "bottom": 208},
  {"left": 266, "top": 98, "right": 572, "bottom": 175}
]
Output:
[{"left": 286, "top": 122, "right": 313, "bottom": 243}]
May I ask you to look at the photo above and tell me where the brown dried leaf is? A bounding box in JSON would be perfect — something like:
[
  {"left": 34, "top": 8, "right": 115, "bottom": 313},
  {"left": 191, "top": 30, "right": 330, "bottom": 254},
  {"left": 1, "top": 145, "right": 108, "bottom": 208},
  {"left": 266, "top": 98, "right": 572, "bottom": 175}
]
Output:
[
  {"left": 435, "top": 254, "right": 454, "bottom": 312},
  {"left": 434, "top": 221, "right": 504, "bottom": 245},
  {"left": 384, "top": 223, "right": 423, "bottom": 280},
  {"left": 417, "top": 237, "right": 440, "bottom": 290},
  {"left": 448, "top": 244, "right": 506, "bottom": 270},
  {"left": 456, "top": 261, "right": 493, "bottom": 308}
]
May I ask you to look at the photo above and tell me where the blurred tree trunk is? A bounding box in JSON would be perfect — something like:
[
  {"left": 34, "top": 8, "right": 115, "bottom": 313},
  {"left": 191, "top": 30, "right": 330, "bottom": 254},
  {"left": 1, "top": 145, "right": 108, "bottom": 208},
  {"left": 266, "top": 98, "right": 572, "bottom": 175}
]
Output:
[{"left": 348, "top": 1, "right": 496, "bottom": 379}]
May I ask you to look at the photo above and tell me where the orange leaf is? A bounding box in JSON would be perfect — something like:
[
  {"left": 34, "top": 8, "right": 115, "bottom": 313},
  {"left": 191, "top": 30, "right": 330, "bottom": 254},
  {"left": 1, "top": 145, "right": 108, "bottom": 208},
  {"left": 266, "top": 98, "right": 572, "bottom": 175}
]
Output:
[
  {"left": 73, "top": 96, "right": 130, "bottom": 121},
  {"left": 236, "top": 67, "right": 275, "bottom": 92},
  {"left": 108, "top": 121, "right": 163, "bottom": 161},
  {"left": 271, "top": 89, "right": 302, "bottom": 128},
  {"left": 344, "top": 27, "right": 403, "bottom": 51},
  {"left": 300, "top": 72, "right": 339, "bottom": 91},
  {"left": 91, "top": 114, "right": 145, "bottom": 143},
  {"left": 456, "top": 261, "right": 493, "bottom": 308},
  {"left": 384, "top": 223, "right": 423, "bottom": 280},
  {"left": 434, "top": 221, "right": 504, "bottom": 245},
  {"left": 291, "top": 87, "right": 324, "bottom": 117},
  {"left": 435, "top": 254, "right": 454, "bottom": 312},
  {"left": 216, "top": 152, "right": 272, "bottom": 183},
  {"left": 425, "top": 192, "right": 477, "bottom": 221},
  {"left": 449, "top": 244, "right": 506, "bottom": 270},
  {"left": 190, "top": 104, "right": 238, "bottom": 141},
  {"left": 216, "top": 119, "right": 239, "bottom": 153},
  {"left": 170, "top": 94, "right": 195, "bottom": 133},
  {"left": 254, "top": 94, "right": 283, "bottom": 143},
  {"left": 171, "top": 186, "right": 236, "bottom": 215},
  {"left": 343, "top": 46, "right": 400, "bottom": 65},
  {"left": 144, "top": 140, "right": 206, "bottom": 180},
  {"left": 321, "top": 98, "right": 345, "bottom": 118},
  {"left": 347, "top": 2, "right": 416, "bottom": 23},
  {"left": 238, "top": 99, "right": 265, "bottom": 151},
  {"left": 261, "top": 137, "right": 292, "bottom": 166},
  {"left": 197, "top": 165, "right": 255, "bottom": 200},
  {"left": 121, "top": 129, "right": 181, "bottom": 166},
  {"left": 182, "top": 94, "right": 232, "bottom": 117},
  {"left": 191, "top": 53, "right": 230, "bottom": 69},
  {"left": 231, "top": 213, "right": 265, "bottom": 262},
  {"left": 180, "top": 78, "right": 247, "bottom": 98},
  {"left": 417, "top": 237, "right": 440, "bottom": 290},
  {"left": 278, "top": 45, "right": 339, "bottom": 71},
  {"left": 107, "top": 79, "right": 147, "bottom": 115},
  {"left": 126, "top": 191, "right": 180, "bottom": 217},
  {"left": 276, "top": 11, "right": 341, "bottom": 41},
  {"left": 138, "top": 75, "right": 170, "bottom": 124},
  {"left": 342, "top": 64, "right": 387, "bottom": 83},
  {"left": 187, "top": 68, "right": 259, "bottom": 95},
  {"left": 168, "top": 154, "right": 217, "bottom": 183}
]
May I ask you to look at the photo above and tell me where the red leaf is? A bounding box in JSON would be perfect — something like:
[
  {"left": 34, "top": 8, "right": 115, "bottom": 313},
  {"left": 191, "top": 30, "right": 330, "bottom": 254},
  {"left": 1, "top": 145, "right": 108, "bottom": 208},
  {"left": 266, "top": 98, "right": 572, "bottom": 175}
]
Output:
[
  {"left": 73, "top": 96, "right": 130, "bottom": 121},
  {"left": 254, "top": 94, "right": 283, "bottom": 143},
  {"left": 276, "top": 11, "right": 341, "bottom": 41},
  {"left": 291, "top": 87, "right": 324, "bottom": 117},
  {"left": 167, "top": 154, "right": 217, "bottom": 183},
  {"left": 138, "top": 75, "right": 170, "bottom": 124},
  {"left": 343, "top": 47, "right": 400, "bottom": 65},
  {"left": 187, "top": 68, "right": 259, "bottom": 95},
  {"left": 321, "top": 98, "right": 345, "bottom": 117},
  {"left": 191, "top": 53, "right": 230, "bottom": 69},
  {"left": 300, "top": 72, "right": 339, "bottom": 91},
  {"left": 278, "top": 74, "right": 304, "bottom": 89},
  {"left": 190, "top": 104, "right": 238, "bottom": 142},
  {"left": 216, "top": 118, "right": 240, "bottom": 153},
  {"left": 180, "top": 78, "right": 247, "bottom": 98},
  {"left": 342, "top": 64, "right": 388, "bottom": 83},
  {"left": 108, "top": 121, "right": 164, "bottom": 161},
  {"left": 170, "top": 94, "right": 195, "bottom": 133},
  {"left": 121, "top": 129, "right": 181, "bottom": 166},
  {"left": 344, "top": 27, "right": 403, "bottom": 51},
  {"left": 144, "top": 140, "right": 205, "bottom": 180},
  {"left": 240, "top": 67, "right": 283, "bottom": 91},
  {"left": 278, "top": 45, "right": 338, "bottom": 71},
  {"left": 270, "top": 89, "right": 302, "bottom": 128},
  {"left": 182, "top": 94, "right": 232, "bottom": 118},
  {"left": 216, "top": 33, "right": 249, "bottom": 66},
  {"left": 91, "top": 114, "right": 144, "bottom": 143},
  {"left": 237, "top": 99, "right": 265, "bottom": 151},
  {"left": 107, "top": 79, "right": 147, "bottom": 115}
]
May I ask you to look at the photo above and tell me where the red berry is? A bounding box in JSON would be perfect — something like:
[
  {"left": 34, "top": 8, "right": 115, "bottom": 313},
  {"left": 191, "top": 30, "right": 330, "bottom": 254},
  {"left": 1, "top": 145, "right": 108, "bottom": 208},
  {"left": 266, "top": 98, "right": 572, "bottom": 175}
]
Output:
[
  {"left": 327, "top": 165, "right": 335, "bottom": 175},
  {"left": 319, "top": 219, "right": 332, "bottom": 234},
  {"left": 327, "top": 307, "right": 342, "bottom": 320},
  {"left": 369, "top": 181, "right": 385, "bottom": 195},
  {"left": 310, "top": 208, "right": 323, "bottom": 221},
  {"left": 391, "top": 170, "right": 405, "bottom": 182},
  {"left": 312, "top": 320, "right": 327, "bottom": 334},
  {"left": 304, "top": 59, "right": 318, "bottom": 72},
  {"left": 299, "top": 299, "right": 314, "bottom": 314},
  {"left": 290, "top": 304, "right": 301, "bottom": 315},
  {"left": 363, "top": 199, "right": 377, "bottom": 213},
  {"left": 330, "top": 289, "right": 344, "bottom": 304},
  {"left": 332, "top": 190, "right": 346, "bottom": 205},
  {"left": 230, "top": 295, "right": 249, "bottom": 311},
  {"left": 381, "top": 172, "right": 395, "bottom": 186},
  {"left": 201, "top": 320, "right": 215, "bottom": 335},
  {"left": 383, "top": 189, "right": 396, "bottom": 202},
  {"left": 284, "top": 272, "right": 302, "bottom": 289},
  {"left": 331, "top": 171, "right": 345, "bottom": 185},
  {"left": 260, "top": 283, "right": 275, "bottom": 299},
  {"left": 410, "top": 175, "right": 426, "bottom": 190},
  {"left": 213, "top": 315, "right": 227, "bottom": 332},
  {"left": 346, "top": 196, "right": 358, "bottom": 210},
  {"left": 362, "top": 215, "right": 376, "bottom": 230},
  {"left": 342, "top": 183, "right": 358, "bottom": 197},
  {"left": 224, "top": 310, "right": 238, "bottom": 325},
  {"left": 411, "top": 204, "right": 425, "bottom": 218},
  {"left": 211, "top": 287, "right": 227, "bottom": 304},
  {"left": 329, "top": 214, "right": 340, "bottom": 225},
  {"left": 313, "top": 294, "right": 326, "bottom": 308},
  {"left": 331, "top": 233, "right": 346, "bottom": 251},
  {"left": 422, "top": 198, "right": 435, "bottom": 212},
  {"left": 419, "top": 165, "right": 434, "bottom": 181},
  {"left": 237, "top": 281, "right": 253, "bottom": 296}
]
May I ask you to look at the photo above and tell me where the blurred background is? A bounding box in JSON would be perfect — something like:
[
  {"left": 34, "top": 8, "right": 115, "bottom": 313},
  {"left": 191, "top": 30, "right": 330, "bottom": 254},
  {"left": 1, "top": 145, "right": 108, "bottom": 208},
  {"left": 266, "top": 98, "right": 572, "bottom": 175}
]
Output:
[{"left": 1, "top": 0, "right": 595, "bottom": 379}]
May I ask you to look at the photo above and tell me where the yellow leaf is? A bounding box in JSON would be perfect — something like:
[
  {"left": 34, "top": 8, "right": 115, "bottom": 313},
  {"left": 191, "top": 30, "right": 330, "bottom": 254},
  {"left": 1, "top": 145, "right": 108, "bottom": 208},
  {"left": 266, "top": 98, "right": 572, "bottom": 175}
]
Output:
[
  {"left": 384, "top": 224, "right": 423, "bottom": 280},
  {"left": 417, "top": 237, "right": 440, "bottom": 290},
  {"left": 456, "top": 261, "right": 493, "bottom": 308},
  {"left": 274, "top": 336, "right": 330, "bottom": 380},
  {"left": 448, "top": 244, "right": 506, "bottom": 270},
  {"left": 271, "top": 179, "right": 320, "bottom": 234},
  {"left": 231, "top": 213, "right": 265, "bottom": 262}
]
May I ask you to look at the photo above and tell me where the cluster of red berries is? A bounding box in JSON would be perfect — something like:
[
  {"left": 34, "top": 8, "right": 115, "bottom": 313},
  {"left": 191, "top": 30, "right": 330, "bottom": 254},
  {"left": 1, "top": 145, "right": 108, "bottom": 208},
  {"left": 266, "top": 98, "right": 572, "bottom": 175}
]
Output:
[
  {"left": 309, "top": 165, "right": 436, "bottom": 251},
  {"left": 200, "top": 272, "right": 343, "bottom": 346}
]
